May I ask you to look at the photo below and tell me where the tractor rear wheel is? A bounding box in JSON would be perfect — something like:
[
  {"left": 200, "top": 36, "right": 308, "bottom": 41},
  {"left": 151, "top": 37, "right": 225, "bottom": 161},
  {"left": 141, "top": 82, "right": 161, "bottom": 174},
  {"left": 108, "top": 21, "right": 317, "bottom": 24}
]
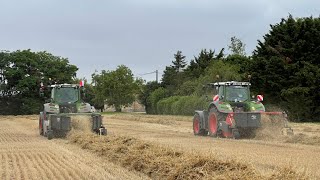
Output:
[
  {"left": 193, "top": 113, "right": 207, "bottom": 136},
  {"left": 208, "top": 107, "right": 219, "bottom": 137}
]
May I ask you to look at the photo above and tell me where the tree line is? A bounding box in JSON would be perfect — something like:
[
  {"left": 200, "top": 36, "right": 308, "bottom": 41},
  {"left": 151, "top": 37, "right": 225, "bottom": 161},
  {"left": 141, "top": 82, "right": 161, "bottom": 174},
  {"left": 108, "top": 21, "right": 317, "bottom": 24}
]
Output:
[
  {"left": 1, "top": 15, "right": 320, "bottom": 122},
  {"left": 139, "top": 15, "right": 320, "bottom": 122}
]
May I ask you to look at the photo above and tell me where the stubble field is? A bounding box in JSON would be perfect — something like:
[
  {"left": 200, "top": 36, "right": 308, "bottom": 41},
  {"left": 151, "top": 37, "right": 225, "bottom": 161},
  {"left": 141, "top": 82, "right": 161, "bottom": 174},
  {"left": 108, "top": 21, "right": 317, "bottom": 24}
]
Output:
[{"left": 0, "top": 113, "right": 319, "bottom": 179}]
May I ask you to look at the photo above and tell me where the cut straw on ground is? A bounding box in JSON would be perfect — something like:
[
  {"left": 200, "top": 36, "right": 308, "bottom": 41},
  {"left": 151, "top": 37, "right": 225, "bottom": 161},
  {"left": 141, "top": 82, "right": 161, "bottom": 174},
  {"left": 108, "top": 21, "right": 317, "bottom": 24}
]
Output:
[{"left": 68, "top": 132, "right": 308, "bottom": 180}]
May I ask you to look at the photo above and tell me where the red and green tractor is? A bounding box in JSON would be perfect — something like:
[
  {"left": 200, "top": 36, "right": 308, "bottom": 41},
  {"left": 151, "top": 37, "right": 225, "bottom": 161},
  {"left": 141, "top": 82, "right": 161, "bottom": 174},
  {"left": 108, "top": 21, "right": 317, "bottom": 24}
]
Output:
[{"left": 193, "top": 81, "right": 293, "bottom": 139}]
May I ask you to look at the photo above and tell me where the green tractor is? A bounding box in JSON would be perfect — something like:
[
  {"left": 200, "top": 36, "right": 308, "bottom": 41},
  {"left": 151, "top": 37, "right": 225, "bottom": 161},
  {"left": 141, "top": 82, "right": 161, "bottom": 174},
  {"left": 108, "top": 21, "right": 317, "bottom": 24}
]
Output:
[
  {"left": 39, "top": 83, "right": 107, "bottom": 140},
  {"left": 193, "top": 81, "right": 293, "bottom": 139}
]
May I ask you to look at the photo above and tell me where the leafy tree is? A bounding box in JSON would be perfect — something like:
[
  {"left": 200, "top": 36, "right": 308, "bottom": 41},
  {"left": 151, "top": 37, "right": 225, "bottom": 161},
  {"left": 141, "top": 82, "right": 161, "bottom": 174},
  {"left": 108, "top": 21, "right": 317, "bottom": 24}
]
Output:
[
  {"left": 1, "top": 50, "right": 77, "bottom": 97},
  {"left": 185, "top": 49, "right": 224, "bottom": 79},
  {"left": 176, "top": 80, "right": 199, "bottom": 96},
  {"left": 224, "top": 54, "right": 251, "bottom": 74},
  {"left": 161, "top": 51, "right": 187, "bottom": 93},
  {"left": 0, "top": 50, "right": 78, "bottom": 115},
  {"left": 250, "top": 15, "right": 320, "bottom": 121},
  {"left": 93, "top": 65, "right": 139, "bottom": 112},
  {"left": 161, "top": 66, "right": 176, "bottom": 88},
  {"left": 177, "top": 60, "right": 242, "bottom": 97},
  {"left": 228, "top": 36, "right": 246, "bottom": 56},
  {"left": 172, "top": 51, "right": 187, "bottom": 72}
]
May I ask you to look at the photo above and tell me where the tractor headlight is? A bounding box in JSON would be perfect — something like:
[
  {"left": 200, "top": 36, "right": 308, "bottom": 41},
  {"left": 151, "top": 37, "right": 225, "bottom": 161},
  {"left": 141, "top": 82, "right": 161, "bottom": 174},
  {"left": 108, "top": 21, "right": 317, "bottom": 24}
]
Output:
[
  {"left": 251, "top": 106, "right": 256, "bottom": 111},
  {"left": 226, "top": 104, "right": 232, "bottom": 110}
]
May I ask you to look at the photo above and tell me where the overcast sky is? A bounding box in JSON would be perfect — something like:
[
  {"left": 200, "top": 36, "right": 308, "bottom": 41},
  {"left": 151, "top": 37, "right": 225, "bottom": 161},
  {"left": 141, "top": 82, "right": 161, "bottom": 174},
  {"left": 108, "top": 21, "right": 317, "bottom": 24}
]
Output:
[{"left": 0, "top": 0, "right": 319, "bottom": 82}]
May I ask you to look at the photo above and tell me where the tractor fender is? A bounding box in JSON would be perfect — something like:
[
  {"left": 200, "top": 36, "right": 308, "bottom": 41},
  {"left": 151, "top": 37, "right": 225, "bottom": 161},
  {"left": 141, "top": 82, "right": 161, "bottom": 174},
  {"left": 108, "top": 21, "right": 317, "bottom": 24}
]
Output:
[
  {"left": 78, "top": 103, "right": 92, "bottom": 113},
  {"left": 39, "top": 112, "right": 44, "bottom": 120},
  {"left": 208, "top": 102, "right": 233, "bottom": 113},
  {"left": 39, "top": 112, "right": 45, "bottom": 127},
  {"left": 195, "top": 110, "right": 208, "bottom": 129},
  {"left": 44, "top": 103, "right": 59, "bottom": 114}
]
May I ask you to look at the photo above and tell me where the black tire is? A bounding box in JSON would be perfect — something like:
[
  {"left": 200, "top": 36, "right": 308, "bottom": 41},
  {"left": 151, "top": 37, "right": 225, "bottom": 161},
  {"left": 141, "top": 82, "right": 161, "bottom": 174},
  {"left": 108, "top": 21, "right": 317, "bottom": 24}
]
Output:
[
  {"left": 193, "top": 113, "right": 207, "bottom": 136},
  {"left": 232, "top": 129, "right": 240, "bottom": 139},
  {"left": 100, "top": 127, "right": 107, "bottom": 135},
  {"left": 47, "top": 130, "right": 53, "bottom": 140},
  {"left": 39, "top": 114, "right": 43, "bottom": 135}
]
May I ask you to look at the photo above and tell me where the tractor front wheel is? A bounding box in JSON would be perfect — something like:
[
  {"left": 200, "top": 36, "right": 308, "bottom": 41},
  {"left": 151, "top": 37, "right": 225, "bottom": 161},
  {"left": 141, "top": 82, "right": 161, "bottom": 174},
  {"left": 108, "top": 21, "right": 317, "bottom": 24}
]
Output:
[
  {"left": 193, "top": 113, "right": 207, "bottom": 136},
  {"left": 47, "top": 130, "right": 53, "bottom": 140}
]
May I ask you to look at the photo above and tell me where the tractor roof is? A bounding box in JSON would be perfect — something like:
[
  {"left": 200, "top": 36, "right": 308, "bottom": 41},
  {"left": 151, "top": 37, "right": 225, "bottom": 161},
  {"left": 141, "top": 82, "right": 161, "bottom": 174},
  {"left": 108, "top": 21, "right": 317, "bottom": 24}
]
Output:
[
  {"left": 49, "top": 84, "right": 80, "bottom": 88},
  {"left": 209, "top": 81, "right": 251, "bottom": 86}
]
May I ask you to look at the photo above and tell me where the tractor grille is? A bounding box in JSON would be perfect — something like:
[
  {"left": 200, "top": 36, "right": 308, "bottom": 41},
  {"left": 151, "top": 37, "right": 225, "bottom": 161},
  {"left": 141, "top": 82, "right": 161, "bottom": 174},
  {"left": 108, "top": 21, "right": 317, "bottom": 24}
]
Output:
[{"left": 59, "top": 104, "right": 77, "bottom": 113}]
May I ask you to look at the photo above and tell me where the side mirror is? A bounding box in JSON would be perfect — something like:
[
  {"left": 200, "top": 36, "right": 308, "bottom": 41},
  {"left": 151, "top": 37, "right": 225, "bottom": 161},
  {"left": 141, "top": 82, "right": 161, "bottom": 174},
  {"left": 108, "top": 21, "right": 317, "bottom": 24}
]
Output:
[{"left": 257, "top": 95, "right": 263, "bottom": 102}]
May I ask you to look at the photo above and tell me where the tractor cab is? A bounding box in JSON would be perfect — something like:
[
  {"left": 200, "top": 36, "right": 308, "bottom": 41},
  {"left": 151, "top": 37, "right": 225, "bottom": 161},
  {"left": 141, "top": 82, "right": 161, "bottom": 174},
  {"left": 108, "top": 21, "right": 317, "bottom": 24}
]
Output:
[
  {"left": 208, "top": 81, "right": 265, "bottom": 113},
  {"left": 213, "top": 81, "right": 251, "bottom": 103},
  {"left": 40, "top": 84, "right": 91, "bottom": 114},
  {"left": 51, "top": 84, "right": 81, "bottom": 104}
]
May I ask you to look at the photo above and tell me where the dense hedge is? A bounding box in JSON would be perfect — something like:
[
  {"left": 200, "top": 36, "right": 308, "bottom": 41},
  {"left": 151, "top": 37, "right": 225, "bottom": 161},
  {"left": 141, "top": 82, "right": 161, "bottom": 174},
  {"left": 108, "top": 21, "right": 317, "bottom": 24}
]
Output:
[
  {"left": 157, "top": 96, "right": 208, "bottom": 116},
  {"left": 157, "top": 96, "right": 180, "bottom": 115},
  {"left": 148, "top": 87, "right": 168, "bottom": 114}
]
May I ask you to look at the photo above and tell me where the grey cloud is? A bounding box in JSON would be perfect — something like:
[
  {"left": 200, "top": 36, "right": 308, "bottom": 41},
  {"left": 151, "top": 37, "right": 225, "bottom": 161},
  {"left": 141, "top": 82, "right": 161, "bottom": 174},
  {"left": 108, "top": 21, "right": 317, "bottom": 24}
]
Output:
[{"left": 0, "top": 0, "right": 319, "bottom": 81}]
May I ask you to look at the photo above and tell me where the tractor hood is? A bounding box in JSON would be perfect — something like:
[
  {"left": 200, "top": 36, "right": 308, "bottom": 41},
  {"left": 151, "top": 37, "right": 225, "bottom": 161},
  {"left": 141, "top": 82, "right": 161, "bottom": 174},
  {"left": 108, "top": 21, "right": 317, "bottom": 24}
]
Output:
[
  {"left": 229, "top": 101, "right": 265, "bottom": 112},
  {"left": 247, "top": 101, "right": 265, "bottom": 112},
  {"left": 213, "top": 101, "right": 233, "bottom": 113},
  {"left": 44, "top": 102, "right": 92, "bottom": 114},
  {"left": 214, "top": 100, "right": 265, "bottom": 113},
  {"left": 58, "top": 103, "right": 78, "bottom": 113}
]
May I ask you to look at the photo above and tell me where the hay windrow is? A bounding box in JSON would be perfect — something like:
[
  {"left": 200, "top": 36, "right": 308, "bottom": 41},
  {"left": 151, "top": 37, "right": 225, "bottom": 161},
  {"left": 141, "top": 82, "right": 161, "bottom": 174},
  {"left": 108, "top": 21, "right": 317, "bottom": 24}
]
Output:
[
  {"left": 284, "top": 133, "right": 320, "bottom": 146},
  {"left": 68, "top": 132, "right": 308, "bottom": 180},
  {"left": 254, "top": 115, "right": 320, "bottom": 146},
  {"left": 254, "top": 115, "right": 286, "bottom": 140}
]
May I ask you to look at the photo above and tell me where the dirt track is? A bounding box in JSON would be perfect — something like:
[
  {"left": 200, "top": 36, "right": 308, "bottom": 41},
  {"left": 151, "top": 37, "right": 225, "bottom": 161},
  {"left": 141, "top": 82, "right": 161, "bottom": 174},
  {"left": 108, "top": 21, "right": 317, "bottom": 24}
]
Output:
[{"left": 0, "top": 116, "right": 147, "bottom": 180}]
